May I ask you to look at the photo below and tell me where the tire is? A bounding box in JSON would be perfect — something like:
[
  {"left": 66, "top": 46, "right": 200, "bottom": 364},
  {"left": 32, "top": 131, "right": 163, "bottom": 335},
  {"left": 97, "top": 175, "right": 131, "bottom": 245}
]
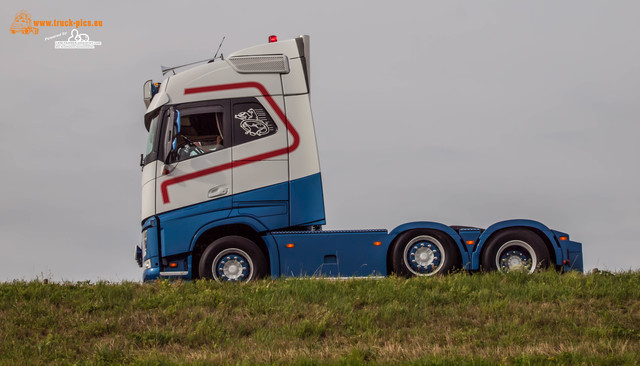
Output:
[
  {"left": 199, "top": 236, "right": 267, "bottom": 281},
  {"left": 392, "top": 230, "right": 459, "bottom": 277},
  {"left": 481, "top": 229, "right": 550, "bottom": 273}
]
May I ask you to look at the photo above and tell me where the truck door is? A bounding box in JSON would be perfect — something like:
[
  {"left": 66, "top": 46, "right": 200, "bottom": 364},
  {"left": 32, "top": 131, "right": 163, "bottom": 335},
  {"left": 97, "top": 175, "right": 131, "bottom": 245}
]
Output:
[{"left": 155, "top": 101, "right": 233, "bottom": 214}]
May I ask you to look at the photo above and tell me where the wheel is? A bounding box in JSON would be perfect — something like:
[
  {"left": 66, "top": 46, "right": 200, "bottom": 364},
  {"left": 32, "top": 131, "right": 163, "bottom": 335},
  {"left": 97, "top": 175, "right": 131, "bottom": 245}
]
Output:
[
  {"left": 481, "top": 229, "right": 550, "bottom": 273},
  {"left": 198, "top": 236, "right": 267, "bottom": 281},
  {"left": 392, "top": 230, "right": 459, "bottom": 277}
]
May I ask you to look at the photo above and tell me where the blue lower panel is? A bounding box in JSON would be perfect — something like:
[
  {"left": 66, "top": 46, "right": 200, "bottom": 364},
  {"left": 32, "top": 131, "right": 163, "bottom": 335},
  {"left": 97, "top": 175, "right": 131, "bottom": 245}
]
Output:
[
  {"left": 289, "top": 173, "right": 326, "bottom": 227},
  {"left": 158, "top": 197, "right": 233, "bottom": 257},
  {"left": 157, "top": 181, "right": 295, "bottom": 258},
  {"left": 272, "top": 230, "right": 389, "bottom": 277}
]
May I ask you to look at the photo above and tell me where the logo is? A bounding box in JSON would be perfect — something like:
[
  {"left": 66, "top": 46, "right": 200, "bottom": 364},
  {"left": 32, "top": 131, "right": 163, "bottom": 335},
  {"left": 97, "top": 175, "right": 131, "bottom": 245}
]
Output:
[
  {"left": 54, "top": 29, "right": 101, "bottom": 49},
  {"left": 9, "top": 10, "right": 39, "bottom": 35},
  {"left": 235, "top": 108, "right": 272, "bottom": 137},
  {"left": 10, "top": 10, "right": 104, "bottom": 49}
]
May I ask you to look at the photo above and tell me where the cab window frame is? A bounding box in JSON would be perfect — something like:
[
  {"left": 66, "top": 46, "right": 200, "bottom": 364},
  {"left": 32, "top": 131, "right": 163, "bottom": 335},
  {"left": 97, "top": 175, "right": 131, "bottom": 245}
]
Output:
[{"left": 158, "top": 100, "right": 231, "bottom": 164}]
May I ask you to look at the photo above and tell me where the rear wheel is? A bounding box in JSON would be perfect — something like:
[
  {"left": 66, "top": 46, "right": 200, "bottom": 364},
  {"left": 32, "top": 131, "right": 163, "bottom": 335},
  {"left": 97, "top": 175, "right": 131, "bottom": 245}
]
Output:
[
  {"left": 392, "top": 230, "right": 459, "bottom": 277},
  {"left": 481, "top": 229, "right": 550, "bottom": 273},
  {"left": 199, "top": 236, "right": 267, "bottom": 281}
]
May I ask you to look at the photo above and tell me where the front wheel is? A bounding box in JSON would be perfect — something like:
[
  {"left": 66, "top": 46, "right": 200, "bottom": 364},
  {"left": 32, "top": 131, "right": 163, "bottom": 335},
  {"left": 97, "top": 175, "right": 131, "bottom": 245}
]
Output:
[
  {"left": 199, "top": 236, "right": 267, "bottom": 281},
  {"left": 392, "top": 230, "right": 459, "bottom": 277},
  {"left": 481, "top": 229, "right": 550, "bottom": 273}
]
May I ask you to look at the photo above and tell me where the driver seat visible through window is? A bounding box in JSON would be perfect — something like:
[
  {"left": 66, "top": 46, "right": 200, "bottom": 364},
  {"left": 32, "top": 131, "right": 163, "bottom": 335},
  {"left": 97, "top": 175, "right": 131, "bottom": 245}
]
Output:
[{"left": 176, "top": 111, "right": 224, "bottom": 161}]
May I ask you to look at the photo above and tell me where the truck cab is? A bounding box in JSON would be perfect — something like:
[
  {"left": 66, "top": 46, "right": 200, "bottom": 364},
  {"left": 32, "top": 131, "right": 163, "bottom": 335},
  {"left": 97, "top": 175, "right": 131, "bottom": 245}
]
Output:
[{"left": 136, "top": 35, "right": 583, "bottom": 281}]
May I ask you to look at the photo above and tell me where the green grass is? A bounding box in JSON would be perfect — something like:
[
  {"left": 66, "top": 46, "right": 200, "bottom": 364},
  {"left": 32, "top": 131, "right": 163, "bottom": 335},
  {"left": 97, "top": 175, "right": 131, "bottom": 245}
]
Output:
[{"left": 1, "top": 271, "right": 639, "bottom": 365}]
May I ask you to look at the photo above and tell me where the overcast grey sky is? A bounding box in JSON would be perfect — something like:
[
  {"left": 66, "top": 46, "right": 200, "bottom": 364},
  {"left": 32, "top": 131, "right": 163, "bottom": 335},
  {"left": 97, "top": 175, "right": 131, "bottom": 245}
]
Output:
[{"left": 1, "top": 1, "right": 638, "bottom": 282}]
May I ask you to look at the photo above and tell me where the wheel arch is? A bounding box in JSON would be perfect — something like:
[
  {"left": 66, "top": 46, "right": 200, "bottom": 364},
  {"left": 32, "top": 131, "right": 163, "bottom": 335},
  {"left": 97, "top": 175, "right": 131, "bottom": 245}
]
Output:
[
  {"left": 386, "top": 222, "right": 468, "bottom": 274},
  {"left": 190, "top": 217, "right": 273, "bottom": 278},
  {"left": 475, "top": 219, "right": 561, "bottom": 269}
]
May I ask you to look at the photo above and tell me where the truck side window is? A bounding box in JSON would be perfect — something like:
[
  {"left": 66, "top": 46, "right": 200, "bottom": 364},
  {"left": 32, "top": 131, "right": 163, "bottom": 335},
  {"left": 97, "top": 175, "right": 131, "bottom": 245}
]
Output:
[
  {"left": 174, "top": 109, "right": 225, "bottom": 162},
  {"left": 232, "top": 103, "right": 278, "bottom": 146}
]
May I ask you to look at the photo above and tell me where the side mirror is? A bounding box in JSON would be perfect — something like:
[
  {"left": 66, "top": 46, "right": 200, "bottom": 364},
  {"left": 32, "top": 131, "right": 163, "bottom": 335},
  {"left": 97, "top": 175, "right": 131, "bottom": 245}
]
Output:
[
  {"left": 143, "top": 80, "right": 152, "bottom": 108},
  {"left": 143, "top": 80, "right": 160, "bottom": 108}
]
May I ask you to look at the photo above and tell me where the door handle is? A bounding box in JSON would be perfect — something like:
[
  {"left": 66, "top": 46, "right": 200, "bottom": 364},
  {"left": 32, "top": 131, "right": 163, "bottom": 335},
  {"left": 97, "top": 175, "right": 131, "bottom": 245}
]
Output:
[{"left": 208, "top": 185, "right": 229, "bottom": 198}]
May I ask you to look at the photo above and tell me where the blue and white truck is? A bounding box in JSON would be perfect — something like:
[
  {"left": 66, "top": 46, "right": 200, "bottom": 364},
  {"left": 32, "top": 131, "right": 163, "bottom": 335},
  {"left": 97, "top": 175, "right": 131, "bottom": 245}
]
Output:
[{"left": 135, "top": 35, "right": 583, "bottom": 282}]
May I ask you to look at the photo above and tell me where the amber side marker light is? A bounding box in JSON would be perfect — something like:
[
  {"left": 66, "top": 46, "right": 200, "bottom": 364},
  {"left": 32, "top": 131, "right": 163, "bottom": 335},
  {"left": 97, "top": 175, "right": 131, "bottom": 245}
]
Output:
[
  {"left": 466, "top": 240, "right": 475, "bottom": 245},
  {"left": 373, "top": 241, "right": 382, "bottom": 246},
  {"left": 286, "top": 243, "right": 295, "bottom": 248},
  {"left": 559, "top": 236, "right": 568, "bottom": 241},
  {"left": 169, "top": 263, "right": 178, "bottom": 268}
]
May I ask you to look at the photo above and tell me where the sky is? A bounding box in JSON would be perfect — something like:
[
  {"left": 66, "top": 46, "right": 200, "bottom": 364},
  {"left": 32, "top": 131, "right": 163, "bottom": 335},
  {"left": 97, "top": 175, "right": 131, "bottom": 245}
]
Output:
[{"left": 1, "top": 1, "right": 638, "bottom": 282}]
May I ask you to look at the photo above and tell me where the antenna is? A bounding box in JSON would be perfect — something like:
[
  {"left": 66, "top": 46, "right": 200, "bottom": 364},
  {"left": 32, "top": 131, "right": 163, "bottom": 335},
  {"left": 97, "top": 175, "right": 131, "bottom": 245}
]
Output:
[
  {"left": 161, "top": 58, "right": 209, "bottom": 75},
  {"left": 160, "top": 36, "right": 227, "bottom": 76},
  {"left": 213, "top": 36, "right": 225, "bottom": 61}
]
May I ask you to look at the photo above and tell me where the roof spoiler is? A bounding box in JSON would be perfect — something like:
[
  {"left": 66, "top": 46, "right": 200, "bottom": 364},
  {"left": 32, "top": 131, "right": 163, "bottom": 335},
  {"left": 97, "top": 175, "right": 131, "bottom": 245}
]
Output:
[{"left": 296, "top": 35, "right": 311, "bottom": 92}]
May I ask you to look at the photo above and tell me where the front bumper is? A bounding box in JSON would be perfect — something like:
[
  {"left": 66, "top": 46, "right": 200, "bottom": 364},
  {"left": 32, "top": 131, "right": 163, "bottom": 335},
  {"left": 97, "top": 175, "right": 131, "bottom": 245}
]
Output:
[{"left": 143, "top": 267, "right": 161, "bottom": 281}]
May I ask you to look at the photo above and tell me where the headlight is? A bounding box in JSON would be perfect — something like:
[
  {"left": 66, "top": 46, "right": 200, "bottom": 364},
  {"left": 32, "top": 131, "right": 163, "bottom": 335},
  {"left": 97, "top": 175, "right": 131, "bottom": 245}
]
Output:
[
  {"left": 144, "top": 259, "right": 152, "bottom": 269},
  {"left": 141, "top": 230, "right": 148, "bottom": 259}
]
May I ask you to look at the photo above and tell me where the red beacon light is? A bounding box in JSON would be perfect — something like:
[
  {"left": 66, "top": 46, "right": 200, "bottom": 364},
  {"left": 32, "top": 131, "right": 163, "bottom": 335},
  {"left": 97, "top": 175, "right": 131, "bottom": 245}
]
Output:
[{"left": 268, "top": 35, "right": 278, "bottom": 43}]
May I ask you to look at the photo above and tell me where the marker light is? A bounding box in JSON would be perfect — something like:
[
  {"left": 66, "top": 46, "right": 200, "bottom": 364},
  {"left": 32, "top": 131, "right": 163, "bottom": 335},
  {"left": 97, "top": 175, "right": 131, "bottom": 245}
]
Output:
[
  {"left": 269, "top": 35, "right": 278, "bottom": 43},
  {"left": 286, "top": 243, "right": 295, "bottom": 248},
  {"left": 373, "top": 241, "right": 382, "bottom": 246},
  {"left": 169, "top": 262, "right": 178, "bottom": 268},
  {"left": 466, "top": 240, "right": 475, "bottom": 245},
  {"left": 559, "top": 236, "right": 568, "bottom": 241}
]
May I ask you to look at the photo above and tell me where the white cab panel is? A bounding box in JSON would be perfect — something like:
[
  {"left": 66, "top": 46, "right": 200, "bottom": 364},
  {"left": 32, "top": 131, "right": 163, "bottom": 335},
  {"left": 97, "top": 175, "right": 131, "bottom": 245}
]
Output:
[
  {"left": 141, "top": 161, "right": 158, "bottom": 220},
  {"left": 285, "top": 94, "right": 321, "bottom": 180},
  {"left": 166, "top": 62, "right": 284, "bottom": 106},
  {"left": 141, "top": 160, "right": 157, "bottom": 185},
  {"left": 155, "top": 149, "right": 232, "bottom": 214},
  {"left": 233, "top": 160, "right": 289, "bottom": 196},
  {"left": 232, "top": 94, "right": 289, "bottom": 195},
  {"left": 281, "top": 57, "right": 308, "bottom": 95},
  {"left": 231, "top": 95, "right": 288, "bottom": 161}
]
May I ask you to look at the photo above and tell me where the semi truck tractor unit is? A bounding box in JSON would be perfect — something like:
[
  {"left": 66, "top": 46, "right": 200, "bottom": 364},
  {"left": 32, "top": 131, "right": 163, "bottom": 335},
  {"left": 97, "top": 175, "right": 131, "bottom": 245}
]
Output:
[{"left": 135, "top": 35, "right": 583, "bottom": 281}]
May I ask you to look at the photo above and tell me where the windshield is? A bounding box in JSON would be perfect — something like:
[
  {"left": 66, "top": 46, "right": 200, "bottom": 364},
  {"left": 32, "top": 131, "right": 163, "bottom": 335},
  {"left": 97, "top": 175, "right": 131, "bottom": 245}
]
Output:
[{"left": 145, "top": 113, "right": 159, "bottom": 156}]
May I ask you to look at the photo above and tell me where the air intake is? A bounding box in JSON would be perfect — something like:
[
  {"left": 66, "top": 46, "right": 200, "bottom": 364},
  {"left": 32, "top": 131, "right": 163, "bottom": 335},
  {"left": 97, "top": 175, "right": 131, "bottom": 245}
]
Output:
[{"left": 227, "top": 55, "right": 290, "bottom": 74}]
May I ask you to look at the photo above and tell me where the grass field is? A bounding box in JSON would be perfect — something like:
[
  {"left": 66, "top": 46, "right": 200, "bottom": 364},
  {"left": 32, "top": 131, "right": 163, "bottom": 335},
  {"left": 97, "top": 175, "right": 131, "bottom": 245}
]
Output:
[{"left": 1, "top": 271, "right": 639, "bottom": 365}]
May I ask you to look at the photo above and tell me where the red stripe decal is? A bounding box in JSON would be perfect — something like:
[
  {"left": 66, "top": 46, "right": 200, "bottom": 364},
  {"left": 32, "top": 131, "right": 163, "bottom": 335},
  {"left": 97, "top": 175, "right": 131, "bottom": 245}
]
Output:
[{"left": 160, "top": 82, "right": 300, "bottom": 204}]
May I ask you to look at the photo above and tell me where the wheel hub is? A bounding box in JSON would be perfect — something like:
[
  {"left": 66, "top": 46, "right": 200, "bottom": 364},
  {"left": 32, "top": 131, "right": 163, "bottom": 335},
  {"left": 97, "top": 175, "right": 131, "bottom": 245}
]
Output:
[
  {"left": 507, "top": 255, "right": 523, "bottom": 269},
  {"left": 405, "top": 238, "right": 443, "bottom": 275},
  {"left": 414, "top": 246, "right": 436, "bottom": 267},
  {"left": 216, "top": 255, "right": 248, "bottom": 281},
  {"left": 499, "top": 249, "right": 531, "bottom": 272}
]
